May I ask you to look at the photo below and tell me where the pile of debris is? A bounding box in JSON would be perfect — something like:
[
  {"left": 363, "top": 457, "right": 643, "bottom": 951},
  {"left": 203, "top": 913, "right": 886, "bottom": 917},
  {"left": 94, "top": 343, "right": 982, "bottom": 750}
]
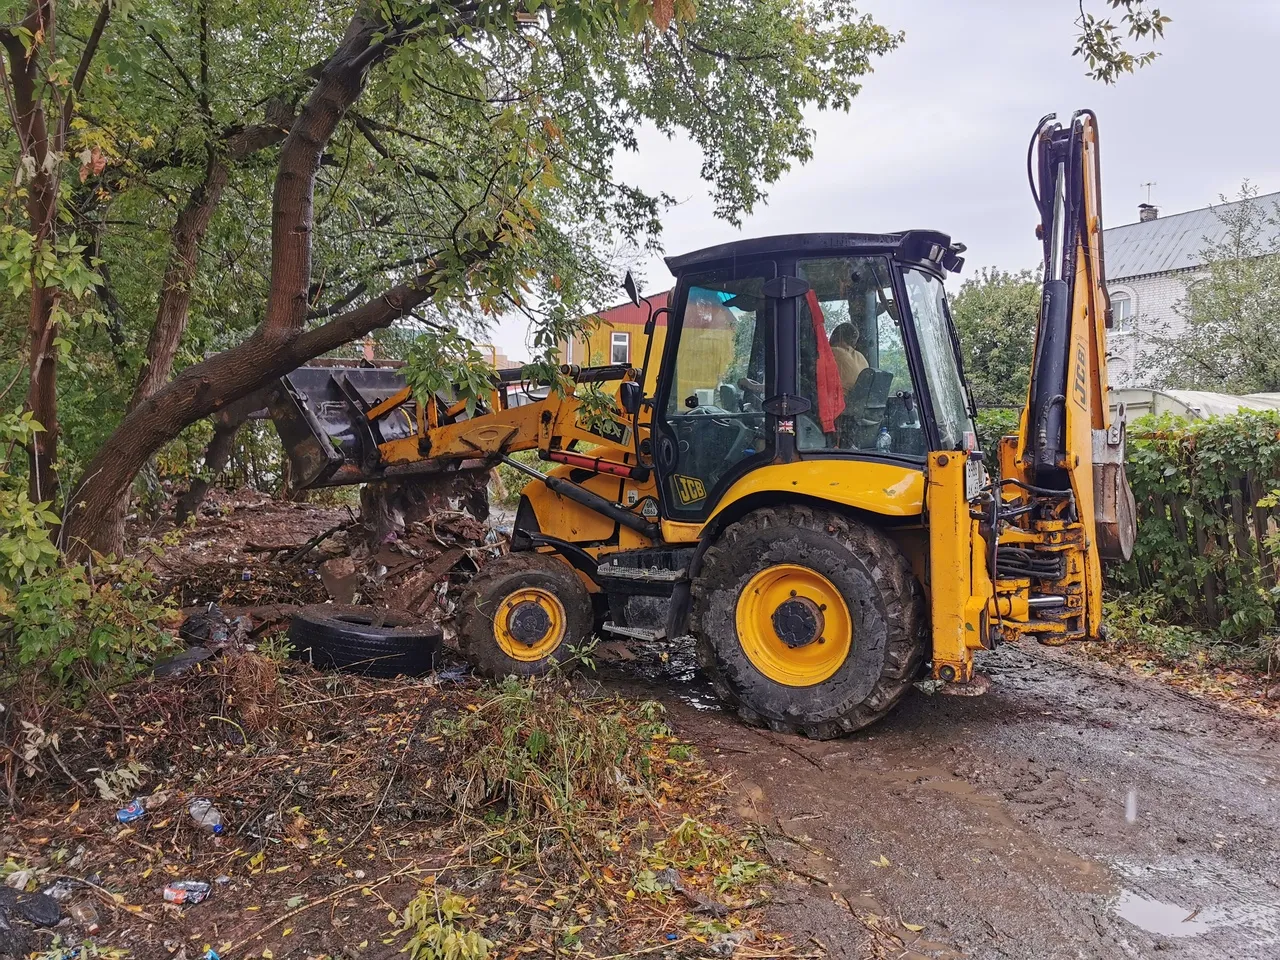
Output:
[{"left": 139, "top": 486, "right": 507, "bottom": 677}]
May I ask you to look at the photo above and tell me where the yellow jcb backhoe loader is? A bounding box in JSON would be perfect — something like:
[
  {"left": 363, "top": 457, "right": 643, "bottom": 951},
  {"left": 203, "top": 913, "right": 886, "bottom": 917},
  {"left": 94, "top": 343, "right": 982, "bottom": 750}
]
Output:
[{"left": 269, "top": 109, "right": 1136, "bottom": 738}]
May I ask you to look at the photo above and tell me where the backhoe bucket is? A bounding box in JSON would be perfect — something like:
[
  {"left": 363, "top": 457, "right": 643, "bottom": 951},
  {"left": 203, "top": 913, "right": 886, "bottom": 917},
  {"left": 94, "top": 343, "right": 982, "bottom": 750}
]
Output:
[{"left": 1092, "top": 416, "right": 1137, "bottom": 562}]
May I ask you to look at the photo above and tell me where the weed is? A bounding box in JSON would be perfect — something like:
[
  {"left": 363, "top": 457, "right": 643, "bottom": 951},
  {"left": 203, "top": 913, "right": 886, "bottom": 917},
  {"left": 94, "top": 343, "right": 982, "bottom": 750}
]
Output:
[
  {"left": 657, "top": 815, "right": 730, "bottom": 869},
  {"left": 90, "top": 760, "right": 149, "bottom": 802},
  {"left": 397, "top": 887, "right": 493, "bottom": 960},
  {"left": 631, "top": 868, "right": 674, "bottom": 902},
  {"left": 255, "top": 631, "right": 296, "bottom": 662},
  {"left": 714, "top": 857, "right": 771, "bottom": 893},
  {"left": 443, "top": 677, "right": 663, "bottom": 835},
  {"left": 1103, "top": 593, "right": 1235, "bottom": 667}
]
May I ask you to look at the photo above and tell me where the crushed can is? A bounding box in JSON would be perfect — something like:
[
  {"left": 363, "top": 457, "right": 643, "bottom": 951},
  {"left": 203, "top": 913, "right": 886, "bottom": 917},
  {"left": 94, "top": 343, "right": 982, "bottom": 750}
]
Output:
[
  {"left": 116, "top": 798, "right": 146, "bottom": 823},
  {"left": 163, "top": 880, "right": 211, "bottom": 905}
]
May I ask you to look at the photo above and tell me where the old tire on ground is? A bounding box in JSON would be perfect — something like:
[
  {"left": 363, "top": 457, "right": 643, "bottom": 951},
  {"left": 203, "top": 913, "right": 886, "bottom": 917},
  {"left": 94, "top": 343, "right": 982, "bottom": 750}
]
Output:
[
  {"left": 457, "top": 552, "right": 592, "bottom": 677},
  {"left": 691, "top": 505, "right": 925, "bottom": 739},
  {"left": 289, "top": 605, "right": 441, "bottom": 678}
]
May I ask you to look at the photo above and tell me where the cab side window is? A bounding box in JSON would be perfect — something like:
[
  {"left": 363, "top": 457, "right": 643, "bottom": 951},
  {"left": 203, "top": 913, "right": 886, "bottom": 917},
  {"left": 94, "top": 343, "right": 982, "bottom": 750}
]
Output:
[
  {"left": 662, "top": 270, "right": 771, "bottom": 514},
  {"left": 795, "top": 256, "right": 927, "bottom": 456}
]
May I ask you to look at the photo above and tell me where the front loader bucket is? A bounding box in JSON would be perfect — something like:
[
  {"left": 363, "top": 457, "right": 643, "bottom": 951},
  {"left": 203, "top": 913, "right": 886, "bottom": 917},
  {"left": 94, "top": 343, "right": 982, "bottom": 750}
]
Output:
[{"left": 265, "top": 364, "right": 418, "bottom": 489}]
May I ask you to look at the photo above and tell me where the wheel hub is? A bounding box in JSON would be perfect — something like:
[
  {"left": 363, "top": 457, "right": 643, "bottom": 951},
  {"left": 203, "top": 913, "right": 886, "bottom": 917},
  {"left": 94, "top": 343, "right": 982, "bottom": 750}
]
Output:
[
  {"left": 735, "top": 563, "right": 852, "bottom": 687},
  {"left": 493, "top": 587, "right": 568, "bottom": 662},
  {"left": 771, "top": 596, "right": 825, "bottom": 648},
  {"left": 508, "top": 600, "right": 552, "bottom": 646}
]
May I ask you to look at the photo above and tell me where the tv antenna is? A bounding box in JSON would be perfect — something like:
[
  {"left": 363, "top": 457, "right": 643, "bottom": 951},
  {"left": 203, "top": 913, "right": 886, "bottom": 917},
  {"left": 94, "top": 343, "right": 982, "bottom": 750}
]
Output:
[{"left": 1140, "top": 181, "right": 1158, "bottom": 204}]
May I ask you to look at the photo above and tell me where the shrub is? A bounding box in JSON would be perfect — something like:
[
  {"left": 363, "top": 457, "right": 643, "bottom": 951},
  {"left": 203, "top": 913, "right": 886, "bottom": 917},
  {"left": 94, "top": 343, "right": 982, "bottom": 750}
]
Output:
[
  {"left": 441, "top": 677, "right": 666, "bottom": 834},
  {"left": 489, "top": 448, "right": 548, "bottom": 508},
  {"left": 1110, "top": 410, "right": 1280, "bottom": 659},
  {"left": 974, "top": 406, "right": 1020, "bottom": 471},
  {"left": 2, "top": 556, "right": 178, "bottom": 701}
]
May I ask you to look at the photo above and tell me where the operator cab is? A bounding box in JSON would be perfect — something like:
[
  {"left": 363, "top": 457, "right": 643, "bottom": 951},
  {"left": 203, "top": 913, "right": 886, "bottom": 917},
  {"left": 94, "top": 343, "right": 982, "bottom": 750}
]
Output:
[{"left": 652, "top": 231, "right": 975, "bottom": 521}]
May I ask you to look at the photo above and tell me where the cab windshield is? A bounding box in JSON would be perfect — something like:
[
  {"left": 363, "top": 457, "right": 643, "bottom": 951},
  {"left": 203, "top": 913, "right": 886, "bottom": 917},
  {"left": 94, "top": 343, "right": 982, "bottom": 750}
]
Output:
[{"left": 902, "top": 267, "right": 976, "bottom": 450}]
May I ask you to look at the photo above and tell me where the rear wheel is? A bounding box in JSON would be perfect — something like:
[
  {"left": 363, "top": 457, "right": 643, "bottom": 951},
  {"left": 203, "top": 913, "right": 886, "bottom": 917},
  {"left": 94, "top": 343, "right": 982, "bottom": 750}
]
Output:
[
  {"left": 457, "top": 553, "right": 593, "bottom": 677},
  {"left": 691, "top": 505, "right": 925, "bottom": 739}
]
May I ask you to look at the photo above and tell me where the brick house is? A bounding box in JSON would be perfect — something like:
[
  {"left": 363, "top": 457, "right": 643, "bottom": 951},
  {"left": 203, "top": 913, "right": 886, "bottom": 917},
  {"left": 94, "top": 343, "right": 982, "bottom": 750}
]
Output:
[{"left": 1104, "top": 191, "right": 1280, "bottom": 388}]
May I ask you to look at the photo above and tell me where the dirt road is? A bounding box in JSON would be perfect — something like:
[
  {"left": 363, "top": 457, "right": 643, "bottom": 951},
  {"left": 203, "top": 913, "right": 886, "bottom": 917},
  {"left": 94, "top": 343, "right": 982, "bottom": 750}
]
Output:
[{"left": 608, "top": 641, "right": 1280, "bottom": 959}]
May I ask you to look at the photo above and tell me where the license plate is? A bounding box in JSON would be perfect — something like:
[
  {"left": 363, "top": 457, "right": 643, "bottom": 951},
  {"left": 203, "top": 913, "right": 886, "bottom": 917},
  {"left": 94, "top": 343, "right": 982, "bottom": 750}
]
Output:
[{"left": 964, "top": 456, "right": 985, "bottom": 501}]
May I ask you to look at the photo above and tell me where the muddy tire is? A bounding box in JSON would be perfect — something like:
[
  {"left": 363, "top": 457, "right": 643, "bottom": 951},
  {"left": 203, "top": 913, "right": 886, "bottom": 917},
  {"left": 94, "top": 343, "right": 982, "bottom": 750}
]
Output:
[
  {"left": 691, "top": 506, "right": 926, "bottom": 739},
  {"left": 457, "top": 553, "right": 593, "bottom": 677}
]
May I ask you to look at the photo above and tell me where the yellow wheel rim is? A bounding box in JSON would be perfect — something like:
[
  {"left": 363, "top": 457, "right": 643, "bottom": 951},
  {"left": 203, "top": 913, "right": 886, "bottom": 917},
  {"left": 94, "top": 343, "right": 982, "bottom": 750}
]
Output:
[
  {"left": 493, "top": 587, "right": 567, "bottom": 662},
  {"left": 736, "top": 564, "right": 852, "bottom": 687}
]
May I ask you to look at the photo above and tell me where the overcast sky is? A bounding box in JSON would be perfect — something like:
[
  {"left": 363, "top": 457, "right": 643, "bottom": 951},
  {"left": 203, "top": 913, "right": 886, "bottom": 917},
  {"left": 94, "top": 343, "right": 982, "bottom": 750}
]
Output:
[{"left": 489, "top": 0, "right": 1280, "bottom": 360}]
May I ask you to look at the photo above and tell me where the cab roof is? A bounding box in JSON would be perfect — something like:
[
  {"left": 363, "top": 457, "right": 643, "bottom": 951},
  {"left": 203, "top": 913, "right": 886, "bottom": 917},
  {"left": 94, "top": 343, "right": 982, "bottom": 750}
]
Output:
[{"left": 664, "top": 230, "right": 959, "bottom": 273}]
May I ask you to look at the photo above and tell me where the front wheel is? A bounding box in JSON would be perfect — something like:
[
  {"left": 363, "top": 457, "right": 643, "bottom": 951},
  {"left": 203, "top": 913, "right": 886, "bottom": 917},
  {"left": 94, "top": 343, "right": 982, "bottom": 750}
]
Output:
[
  {"left": 457, "top": 553, "right": 593, "bottom": 677},
  {"left": 691, "top": 506, "right": 925, "bottom": 739}
]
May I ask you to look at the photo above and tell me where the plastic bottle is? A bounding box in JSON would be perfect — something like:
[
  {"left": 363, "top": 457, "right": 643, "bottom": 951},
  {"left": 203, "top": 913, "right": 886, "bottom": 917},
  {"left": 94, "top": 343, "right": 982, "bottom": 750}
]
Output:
[
  {"left": 187, "top": 798, "right": 225, "bottom": 835},
  {"left": 70, "top": 901, "right": 101, "bottom": 934},
  {"left": 875, "top": 426, "right": 893, "bottom": 453}
]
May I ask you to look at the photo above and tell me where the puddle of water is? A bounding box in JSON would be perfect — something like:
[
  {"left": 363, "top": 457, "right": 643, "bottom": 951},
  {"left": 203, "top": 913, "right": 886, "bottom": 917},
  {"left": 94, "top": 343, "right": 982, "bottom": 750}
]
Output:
[
  {"left": 1111, "top": 858, "right": 1280, "bottom": 946},
  {"left": 1114, "top": 890, "right": 1214, "bottom": 937}
]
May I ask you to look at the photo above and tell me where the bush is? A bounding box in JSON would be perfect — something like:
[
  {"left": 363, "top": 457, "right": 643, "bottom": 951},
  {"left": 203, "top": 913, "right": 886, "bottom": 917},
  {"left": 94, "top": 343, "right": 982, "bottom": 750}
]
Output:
[
  {"left": 974, "top": 406, "right": 1020, "bottom": 471},
  {"left": 441, "top": 677, "right": 666, "bottom": 835},
  {"left": 0, "top": 413, "right": 178, "bottom": 703},
  {"left": 2, "top": 556, "right": 178, "bottom": 702},
  {"left": 489, "top": 449, "right": 548, "bottom": 508},
  {"left": 1110, "top": 410, "right": 1280, "bottom": 659}
]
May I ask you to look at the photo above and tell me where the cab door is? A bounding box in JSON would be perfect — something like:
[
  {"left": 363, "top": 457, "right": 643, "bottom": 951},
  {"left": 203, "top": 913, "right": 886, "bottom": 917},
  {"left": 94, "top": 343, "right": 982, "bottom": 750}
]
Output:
[{"left": 653, "top": 261, "right": 775, "bottom": 521}]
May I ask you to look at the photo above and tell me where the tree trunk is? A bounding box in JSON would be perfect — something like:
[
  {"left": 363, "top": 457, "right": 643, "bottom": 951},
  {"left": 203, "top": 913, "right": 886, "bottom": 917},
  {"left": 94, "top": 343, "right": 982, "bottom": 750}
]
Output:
[
  {"left": 174, "top": 394, "right": 260, "bottom": 523},
  {"left": 130, "top": 160, "right": 230, "bottom": 410},
  {"left": 3, "top": 2, "right": 59, "bottom": 502},
  {"left": 60, "top": 12, "right": 443, "bottom": 557},
  {"left": 130, "top": 122, "right": 290, "bottom": 410},
  {"left": 24, "top": 286, "right": 58, "bottom": 503}
]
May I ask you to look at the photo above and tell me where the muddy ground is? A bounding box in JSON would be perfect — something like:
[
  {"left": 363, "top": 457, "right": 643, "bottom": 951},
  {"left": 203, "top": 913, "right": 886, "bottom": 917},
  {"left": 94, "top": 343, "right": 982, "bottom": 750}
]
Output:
[
  {"left": 603, "top": 638, "right": 1280, "bottom": 959},
  {"left": 121, "top": 496, "right": 1280, "bottom": 958}
]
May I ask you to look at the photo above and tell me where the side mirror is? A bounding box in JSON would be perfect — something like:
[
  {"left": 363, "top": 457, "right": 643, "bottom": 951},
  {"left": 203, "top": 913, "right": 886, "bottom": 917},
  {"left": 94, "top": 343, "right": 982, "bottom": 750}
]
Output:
[
  {"left": 619, "top": 380, "right": 642, "bottom": 416},
  {"left": 622, "top": 271, "right": 641, "bottom": 308}
]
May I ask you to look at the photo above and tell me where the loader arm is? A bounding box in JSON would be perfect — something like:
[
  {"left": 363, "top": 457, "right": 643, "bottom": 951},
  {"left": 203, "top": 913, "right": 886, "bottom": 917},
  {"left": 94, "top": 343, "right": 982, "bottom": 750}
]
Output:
[{"left": 267, "top": 361, "right": 642, "bottom": 490}]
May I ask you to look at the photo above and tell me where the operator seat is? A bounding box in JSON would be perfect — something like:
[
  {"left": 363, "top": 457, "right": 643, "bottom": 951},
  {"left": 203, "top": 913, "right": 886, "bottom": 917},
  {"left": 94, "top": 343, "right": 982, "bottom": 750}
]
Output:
[{"left": 837, "top": 368, "right": 894, "bottom": 449}]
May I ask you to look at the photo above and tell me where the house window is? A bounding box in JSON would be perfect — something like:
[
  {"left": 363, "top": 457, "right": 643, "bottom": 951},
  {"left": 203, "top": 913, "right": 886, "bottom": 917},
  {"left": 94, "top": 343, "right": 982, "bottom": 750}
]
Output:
[
  {"left": 1111, "top": 291, "right": 1134, "bottom": 332},
  {"left": 611, "top": 331, "right": 631, "bottom": 364}
]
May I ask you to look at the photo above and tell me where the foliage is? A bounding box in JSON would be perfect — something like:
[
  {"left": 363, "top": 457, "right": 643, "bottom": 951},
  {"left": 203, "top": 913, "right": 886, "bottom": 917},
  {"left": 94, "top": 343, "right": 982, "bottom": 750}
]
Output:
[
  {"left": 1073, "top": 0, "right": 1171, "bottom": 83},
  {"left": 1143, "top": 183, "right": 1280, "bottom": 393},
  {"left": 442, "top": 677, "right": 667, "bottom": 832},
  {"left": 951, "top": 268, "right": 1039, "bottom": 408},
  {"left": 490, "top": 449, "right": 548, "bottom": 508},
  {"left": 1110, "top": 411, "right": 1280, "bottom": 658},
  {"left": 1, "top": 555, "right": 178, "bottom": 701},
  {"left": 91, "top": 760, "right": 150, "bottom": 803},
  {"left": 405, "top": 330, "right": 496, "bottom": 417},
  {"left": 974, "top": 407, "right": 1021, "bottom": 471},
  {"left": 1102, "top": 592, "right": 1224, "bottom": 666},
  {"left": 397, "top": 888, "right": 494, "bottom": 960},
  {"left": 3, "top": 0, "right": 908, "bottom": 531},
  {"left": 0, "top": 418, "right": 61, "bottom": 583}
]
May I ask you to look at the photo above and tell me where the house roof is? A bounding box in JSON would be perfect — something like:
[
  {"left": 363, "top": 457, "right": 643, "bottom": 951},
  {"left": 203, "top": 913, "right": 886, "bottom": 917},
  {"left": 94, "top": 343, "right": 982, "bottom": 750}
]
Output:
[
  {"left": 1104, "top": 190, "right": 1280, "bottom": 281},
  {"left": 593, "top": 290, "right": 669, "bottom": 327}
]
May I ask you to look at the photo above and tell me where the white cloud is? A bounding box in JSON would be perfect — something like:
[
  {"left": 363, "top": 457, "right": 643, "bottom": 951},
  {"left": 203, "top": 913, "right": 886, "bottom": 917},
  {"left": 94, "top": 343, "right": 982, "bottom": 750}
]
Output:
[{"left": 490, "top": 0, "right": 1280, "bottom": 359}]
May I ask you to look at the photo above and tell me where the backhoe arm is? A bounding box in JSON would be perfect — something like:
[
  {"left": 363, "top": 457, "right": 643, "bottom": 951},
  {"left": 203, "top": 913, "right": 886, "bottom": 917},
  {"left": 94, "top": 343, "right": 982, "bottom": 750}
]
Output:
[{"left": 929, "top": 110, "right": 1136, "bottom": 685}]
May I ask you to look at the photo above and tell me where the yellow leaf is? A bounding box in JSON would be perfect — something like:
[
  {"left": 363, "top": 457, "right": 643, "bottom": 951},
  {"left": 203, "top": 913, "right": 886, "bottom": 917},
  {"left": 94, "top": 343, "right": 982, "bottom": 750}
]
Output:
[
  {"left": 871, "top": 854, "right": 891, "bottom": 868},
  {"left": 263, "top": 950, "right": 274, "bottom": 959},
  {"left": 903, "top": 922, "right": 924, "bottom": 932}
]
